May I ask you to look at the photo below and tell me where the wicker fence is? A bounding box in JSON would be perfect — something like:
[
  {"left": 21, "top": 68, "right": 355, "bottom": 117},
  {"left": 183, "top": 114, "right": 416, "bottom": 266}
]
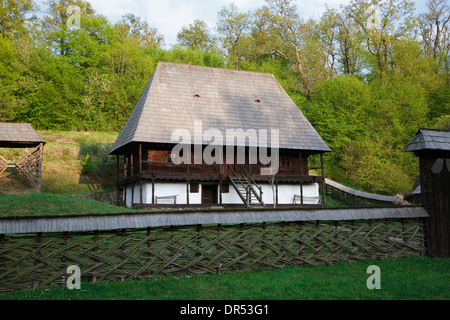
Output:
[{"left": 0, "top": 207, "right": 428, "bottom": 292}]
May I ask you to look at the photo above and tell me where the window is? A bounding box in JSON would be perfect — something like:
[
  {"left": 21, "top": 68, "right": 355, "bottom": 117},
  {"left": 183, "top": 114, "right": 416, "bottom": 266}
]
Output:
[
  {"left": 190, "top": 183, "right": 199, "bottom": 193},
  {"left": 281, "top": 156, "right": 292, "bottom": 170}
]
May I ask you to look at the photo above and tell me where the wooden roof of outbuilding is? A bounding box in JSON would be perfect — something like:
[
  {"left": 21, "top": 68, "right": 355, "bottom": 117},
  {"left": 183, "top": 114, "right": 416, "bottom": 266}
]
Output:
[
  {"left": 109, "top": 62, "right": 331, "bottom": 155},
  {"left": 402, "top": 129, "right": 450, "bottom": 153},
  {"left": 0, "top": 123, "right": 45, "bottom": 148}
]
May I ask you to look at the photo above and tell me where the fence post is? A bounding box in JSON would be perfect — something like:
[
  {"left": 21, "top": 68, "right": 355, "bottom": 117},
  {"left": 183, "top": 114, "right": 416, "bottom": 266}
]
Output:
[
  {"left": 297, "top": 222, "right": 303, "bottom": 258},
  {"left": 197, "top": 224, "right": 202, "bottom": 259},
  {"left": 121, "top": 229, "right": 126, "bottom": 281},
  {"left": 61, "top": 232, "right": 68, "bottom": 285},
  {"left": 33, "top": 232, "right": 42, "bottom": 289},
  {"left": 216, "top": 224, "right": 221, "bottom": 274},
  {"left": 147, "top": 227, "right": 152, "bottom": 276},
  {"left": 92, "top": 230, "right": 98, "bottom": 283},
  {"left": 0, "top": 234, "right": 5, "bottom": 276}
]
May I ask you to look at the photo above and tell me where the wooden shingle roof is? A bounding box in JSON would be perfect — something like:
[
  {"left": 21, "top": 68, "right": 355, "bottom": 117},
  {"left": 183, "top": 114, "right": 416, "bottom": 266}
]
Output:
[
  {"left": 109, "top": 62, "right": 331, "bottom": 155},
  {"left": 0, "top": 123, "right": 45, "bottom": 148},
  {"left": 402, "top": 129, "right": 450, "bottom": 154}
]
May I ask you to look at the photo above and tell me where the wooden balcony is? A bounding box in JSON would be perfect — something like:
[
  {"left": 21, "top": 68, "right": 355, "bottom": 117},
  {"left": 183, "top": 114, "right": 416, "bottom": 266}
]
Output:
[{"left": 117, "top": 161, "right": 324, "bottom": 186}]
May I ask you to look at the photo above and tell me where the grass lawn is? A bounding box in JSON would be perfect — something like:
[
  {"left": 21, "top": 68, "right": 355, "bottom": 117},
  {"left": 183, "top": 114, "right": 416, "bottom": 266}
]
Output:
[
  {"left": 0, "top": 256, "right": 448, "bottom": 301},
  {"left": 0, "top": 193, "right": 141, "bottom": 217}
]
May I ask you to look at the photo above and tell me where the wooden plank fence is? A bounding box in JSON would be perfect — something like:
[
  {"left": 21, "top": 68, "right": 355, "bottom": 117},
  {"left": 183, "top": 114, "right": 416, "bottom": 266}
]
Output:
[
  {"left": 0, "top": 207, "right": 428, "bottom": 292},
  {"left": 324, "top": 179, "right": 399, "bottom": 207}
]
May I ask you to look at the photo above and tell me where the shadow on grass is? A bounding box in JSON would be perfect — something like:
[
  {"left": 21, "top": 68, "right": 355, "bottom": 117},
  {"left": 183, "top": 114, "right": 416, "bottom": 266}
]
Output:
[{"left": 78, "top": 142, "right": 117, "bottom": 192}]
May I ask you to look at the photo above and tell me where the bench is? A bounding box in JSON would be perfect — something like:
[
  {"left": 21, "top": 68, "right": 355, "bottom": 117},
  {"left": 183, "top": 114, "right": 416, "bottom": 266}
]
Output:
[
  {"left": 155, "top": 195, "right": 179, "bottom": 204},
  {"left": 293, "top": 194, "right": 321, "bottom": 204}
]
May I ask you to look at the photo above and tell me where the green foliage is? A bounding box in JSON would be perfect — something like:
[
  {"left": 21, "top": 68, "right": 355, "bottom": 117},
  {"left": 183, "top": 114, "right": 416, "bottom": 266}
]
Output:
[
  {"left": 0, "top": 0, "right": 36, "bottom": 39},
  {"left": 80, "top": 153, "right": 94, "bottom": 173},
  {"left": 305, "top": 73, "right": 432, "bottom": 194},
  {"left": 177, "top": 19, "right": 214, "bottom": 50}
]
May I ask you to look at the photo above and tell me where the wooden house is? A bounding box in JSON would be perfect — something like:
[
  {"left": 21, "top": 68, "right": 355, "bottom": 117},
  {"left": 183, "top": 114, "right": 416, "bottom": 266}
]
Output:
[{"left": 109, "top": 62, "right": 331, "bottom": 208}]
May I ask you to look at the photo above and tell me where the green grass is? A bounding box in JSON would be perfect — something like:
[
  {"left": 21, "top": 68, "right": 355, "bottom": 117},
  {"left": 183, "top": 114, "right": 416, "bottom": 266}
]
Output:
[
  {"left": 0, "top": 192, "right": 349, "bottom": 217},
  {"left": 0, "top": 257, "right": 448, "bottom": 300},
  {"left": 0, "top": 193, "right": 140, "bottom": 217}
]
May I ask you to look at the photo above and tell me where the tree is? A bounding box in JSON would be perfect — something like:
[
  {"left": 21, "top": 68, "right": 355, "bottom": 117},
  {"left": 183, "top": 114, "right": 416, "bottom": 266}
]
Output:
[
  {"left": 116, "top": 13, "right": 164, "bottom": 48},
  {"left": 418, "top": 0, "right": 450, "bottom": 78},
  {"left": 390, "top": 39, "right": 441, "bottom": 92},
  {"left": 320, "top": 6, "right": 365, "bottom": 75},
  {"left": 67, "top": 14, "right": 116, "bottom": 70},
  {"left": 418, "top": 0, "right": 450, "bottom": 60},
  {"left": 216, "top": 3, "right": 251, "bottom": 69},
  {"left": 0, "top": 0, "right": 36, "bottom": 39},
  {"left": 177, "top": 19, "right": 214, "bottom": 50},
  {"left": 41, "top": 0, "right": 95, "bottom": 56},
  {"left": 261, "top": 0, "right": 330, "bottom": 99},
  {"left": 348, "top": 0, "right": 416, "bottom": 79}
]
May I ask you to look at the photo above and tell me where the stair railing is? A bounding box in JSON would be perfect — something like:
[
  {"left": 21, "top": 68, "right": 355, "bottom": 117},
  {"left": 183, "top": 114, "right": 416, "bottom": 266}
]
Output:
[{"left": 227, "top": 165, "right": 250, "bottom": 206}]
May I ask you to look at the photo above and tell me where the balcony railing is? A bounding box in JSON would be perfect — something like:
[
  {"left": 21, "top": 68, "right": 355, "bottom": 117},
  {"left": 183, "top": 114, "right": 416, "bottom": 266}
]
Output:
[{"left": 117, "top": 160, "right": 324, "bottom": 185}]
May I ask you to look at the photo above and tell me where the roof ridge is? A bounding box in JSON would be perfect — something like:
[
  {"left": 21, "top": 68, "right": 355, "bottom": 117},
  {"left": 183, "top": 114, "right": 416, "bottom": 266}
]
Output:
[
  {"left": 418, "top": 128, "right": 450, "bottom": 133},
  {"left": 156, "top": 61, "right": 277, "bottom": 77}
]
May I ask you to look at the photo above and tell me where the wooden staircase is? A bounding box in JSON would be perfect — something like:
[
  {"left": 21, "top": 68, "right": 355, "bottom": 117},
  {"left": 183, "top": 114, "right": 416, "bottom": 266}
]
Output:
[{"left": 227, "top": 165, "right": 265, "bottom": 207}]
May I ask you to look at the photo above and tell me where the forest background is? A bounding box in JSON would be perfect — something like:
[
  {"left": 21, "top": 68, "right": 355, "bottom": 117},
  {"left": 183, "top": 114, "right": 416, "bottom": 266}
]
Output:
[{"left": 1, "top": 0, "right": 449, "bottom": 195}]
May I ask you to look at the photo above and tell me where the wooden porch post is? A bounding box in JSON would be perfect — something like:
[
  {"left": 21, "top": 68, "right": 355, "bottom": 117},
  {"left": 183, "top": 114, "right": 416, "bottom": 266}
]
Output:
[
  {"left": 116, "top": 155, "right": 120, "bottom": 205},
  {"left": 321, "top": 153, "right": 326, "bottom": 205},
  {"left": 186, "top": 180, "right": 190, "bottom": 205},
  {"left": 219, "top": 179, "right": 223, "bottom": 204},
  {"left": 152, "top": 178, "right": 155, "bottom": 205},
  {"left": 139, "top": 144, "right": 143, "bottom": 206},
  {"left": 299, "top": 151, "right": 303, "bottom": 204},
  {"left": 276, "top": 181, "right": 279, "bottom": 205},
  {"left": 300, "top": 182, "right": 304, "bottom": 205},
  {"left": 131, "top": 149, "right": 134, "bottom": 207},
  {"left": 123, "top": 154, "right": 127, "bottom": 207}
]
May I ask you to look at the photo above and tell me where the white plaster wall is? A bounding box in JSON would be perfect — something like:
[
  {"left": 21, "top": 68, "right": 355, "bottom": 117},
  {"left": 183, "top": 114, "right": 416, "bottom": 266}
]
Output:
[
  {"left": 221, "top": 186, "right": 244, "bottom": 204},
  {"left": 125, "top": 182, "right": 320, "bottom": 207},
  {"left": 189, "top": 185, "right": 202, "bottom": 204},
  {"left": 276, "top": 183, "right": 319, "bottom": 204},
  {"left": 125, "top": 182, "right": 189, "bottom": 207},
  {"left": 247, "top": 183, "right": 319, "bottom": 205}
]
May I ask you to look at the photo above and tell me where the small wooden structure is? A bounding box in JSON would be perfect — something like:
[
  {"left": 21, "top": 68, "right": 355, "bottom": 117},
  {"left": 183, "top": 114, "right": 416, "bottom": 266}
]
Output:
[
  {"left": 0, "top": 123, "right": 45, "bottom": 192},
  {"left": 403, "top": 128, "right": 450, "bottom": 258}
]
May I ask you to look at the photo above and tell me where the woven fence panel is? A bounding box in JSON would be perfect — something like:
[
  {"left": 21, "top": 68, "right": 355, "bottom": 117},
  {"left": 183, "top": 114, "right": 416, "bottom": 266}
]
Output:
[{"left": 0, "top": 218, "right": 425, "bottom": 292}]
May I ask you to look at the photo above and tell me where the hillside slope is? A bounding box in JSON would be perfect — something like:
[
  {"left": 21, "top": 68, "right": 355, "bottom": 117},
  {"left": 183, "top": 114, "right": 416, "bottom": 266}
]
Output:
[{"left": 0, "top": 131, "right": 118, "bottom": 194}]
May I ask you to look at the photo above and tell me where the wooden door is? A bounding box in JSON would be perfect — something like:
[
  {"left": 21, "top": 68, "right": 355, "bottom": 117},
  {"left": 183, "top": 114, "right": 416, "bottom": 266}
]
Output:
[{"left": 201, "top": 184, "right": 218, "bottom": 204}]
